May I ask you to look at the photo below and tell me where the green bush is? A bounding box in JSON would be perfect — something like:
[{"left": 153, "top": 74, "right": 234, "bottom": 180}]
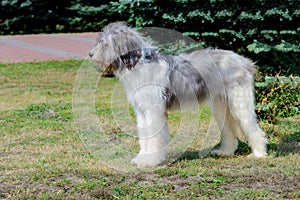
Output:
[
  {"left": 111, "top": 0, "right": 300, "bottom": 75},
  {"left": 1, "top": 0, "right": 299, "bottom": 75},
  {"left": 255, "top": 75, "right": 300, "bottom": 122},
  {"left": 0, "top": 0, "right": 115, "bottom": 34}
]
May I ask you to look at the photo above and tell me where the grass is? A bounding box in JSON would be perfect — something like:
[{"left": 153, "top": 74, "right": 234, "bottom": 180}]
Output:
[{"left": 0, "top": 60, "right": 299, "bottom": 199}]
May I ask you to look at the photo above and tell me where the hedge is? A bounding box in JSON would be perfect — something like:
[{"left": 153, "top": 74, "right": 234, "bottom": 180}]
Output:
[
  {"left": 111, "top": 0, "right": 300, "bottom": 75},
  {"left": 255, "top": 75, "right": 300, "bottom": 122},
  {"left": 1, "top": 0, "right": 298, "bottom": 75},
  {"left": 0, "top": 0, "right": 115, "bottom": 34}
]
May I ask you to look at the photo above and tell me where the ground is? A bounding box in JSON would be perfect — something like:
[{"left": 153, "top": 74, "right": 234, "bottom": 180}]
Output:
[{"left": 0, "top": 60, "right": 299, "bottom": 199}]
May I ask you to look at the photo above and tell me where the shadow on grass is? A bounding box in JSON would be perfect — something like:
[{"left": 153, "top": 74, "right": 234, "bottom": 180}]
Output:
[
  {"left": 271, "top": 131, "right": 300, "bottom": 156},
  {"left": 178, "top": 131, "right": 300, "bottom": 161}
]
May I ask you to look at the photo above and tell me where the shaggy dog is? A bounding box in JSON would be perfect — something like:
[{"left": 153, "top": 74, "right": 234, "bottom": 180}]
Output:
[{"left": 88, "top": 22, "right": 267, "bottom": 168}]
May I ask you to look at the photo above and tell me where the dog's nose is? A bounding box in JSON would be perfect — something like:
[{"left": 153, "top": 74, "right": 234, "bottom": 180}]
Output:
[{"left": 88, "top": 51, "right": 94, "bottom": 58}]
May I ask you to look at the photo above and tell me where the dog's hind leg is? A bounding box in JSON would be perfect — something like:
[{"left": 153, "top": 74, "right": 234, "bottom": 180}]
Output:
[
  {"left": 132, "top": 105, "right": 170, "bottom": 168},
  {"left": 210, "top": 99, "right": 238, "bottom": 156},
  {"left": 227, "top": 85, "right": 267, "bottom": 158}
]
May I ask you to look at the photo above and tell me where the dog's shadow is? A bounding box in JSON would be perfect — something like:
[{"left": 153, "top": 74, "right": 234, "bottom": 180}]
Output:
[
  {"left": 176, "top": 131, "right": 300, "bottom": 161},
  {"left": 268, "top": 131, "right": 300, "bottom": 157},
  {"left": 175, "top": 147, "right": 224, "bottom": 162},
  {"left": 176, "top": 142, "right": 253, "bottom": 162}
]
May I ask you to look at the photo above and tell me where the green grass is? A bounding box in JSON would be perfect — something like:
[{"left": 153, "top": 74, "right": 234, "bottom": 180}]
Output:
[{"left": 0, "top": 60, "right": 299, "bottom": 199}]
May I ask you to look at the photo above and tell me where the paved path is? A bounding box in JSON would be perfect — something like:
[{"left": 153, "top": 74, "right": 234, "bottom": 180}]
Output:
[{"left": 0, "top": 32, "right": 98, "bottom": 63}]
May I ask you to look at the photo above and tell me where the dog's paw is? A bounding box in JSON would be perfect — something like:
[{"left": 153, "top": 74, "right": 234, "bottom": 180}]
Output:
[
  {"left": 211, "top": 149, "right": 234, "bottom": 157},
  {"left": 131, "top": 153, "right": 165, "bottom": 168},
  {"left": 247, "top": 150, "right": 267, "bottom": 158}
]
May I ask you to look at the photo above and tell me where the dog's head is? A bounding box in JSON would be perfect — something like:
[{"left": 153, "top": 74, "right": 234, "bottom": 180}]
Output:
[{"left": 89, "top": 22, "right": 148, "bottom": 73}]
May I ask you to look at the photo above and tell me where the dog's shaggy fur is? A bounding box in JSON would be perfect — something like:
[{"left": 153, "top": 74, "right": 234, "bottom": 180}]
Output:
[{"left": 89, "top": 22, "right": 267, "bottom": 168}]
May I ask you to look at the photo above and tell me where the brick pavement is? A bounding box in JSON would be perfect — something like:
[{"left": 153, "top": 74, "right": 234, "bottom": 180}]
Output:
[{"left": 0, "top": 32, "right": 98, "bottom": 63}]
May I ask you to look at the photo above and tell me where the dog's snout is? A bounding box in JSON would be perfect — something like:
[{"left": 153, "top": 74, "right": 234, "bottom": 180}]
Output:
[{"left": 88, "top": 51, "right": 94, "bottom": 58}]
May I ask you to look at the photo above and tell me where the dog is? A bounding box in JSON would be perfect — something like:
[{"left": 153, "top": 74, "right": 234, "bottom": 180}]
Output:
[{"left": 88, "top": 22, "right": 267, "bottom": 168}]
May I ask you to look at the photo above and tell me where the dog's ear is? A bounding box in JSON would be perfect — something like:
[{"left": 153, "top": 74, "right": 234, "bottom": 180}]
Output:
[
  {"left": 119, "top": 50, "right": 142, "bottom": 70},
  {"left": 96, "top": 32, "right": 104, "bottom": 44},
  {"left": 108, "top": 50, "right": 141, "bottom": 71}
]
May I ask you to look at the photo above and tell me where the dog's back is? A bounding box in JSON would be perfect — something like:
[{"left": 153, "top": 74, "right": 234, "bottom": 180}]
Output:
[{"left": 178, "top": 49, "right": 256, "bottom": 98}]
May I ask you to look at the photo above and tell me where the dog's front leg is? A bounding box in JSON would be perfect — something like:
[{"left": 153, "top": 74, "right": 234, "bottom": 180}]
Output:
[{"left": 132, "top": 105, "right": 170, "bottom": 168}]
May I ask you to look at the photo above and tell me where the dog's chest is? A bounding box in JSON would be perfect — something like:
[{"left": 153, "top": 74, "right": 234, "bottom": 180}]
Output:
[{"left": 116, "top": 65, "right": 171, "bottom": 108}]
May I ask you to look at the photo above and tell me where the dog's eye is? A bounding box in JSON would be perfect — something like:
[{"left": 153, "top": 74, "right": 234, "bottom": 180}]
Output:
[{"left": 120, "top": 54, "right": 130, "bottom": 63}]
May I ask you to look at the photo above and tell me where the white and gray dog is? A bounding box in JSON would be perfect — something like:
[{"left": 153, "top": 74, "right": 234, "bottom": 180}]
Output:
[{"left": 89, "top": 22, "right": 267, "bottom": 168}]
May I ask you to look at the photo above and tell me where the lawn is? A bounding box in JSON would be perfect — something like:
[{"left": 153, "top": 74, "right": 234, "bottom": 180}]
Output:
[{"left": 0, "top": 60, "right": 299, "bottom": 199}]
